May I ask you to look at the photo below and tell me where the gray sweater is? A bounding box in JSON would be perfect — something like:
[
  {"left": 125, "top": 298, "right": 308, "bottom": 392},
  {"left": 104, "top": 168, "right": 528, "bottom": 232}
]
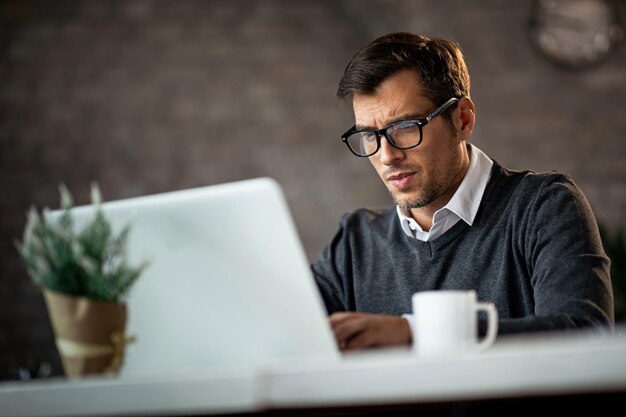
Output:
[{"left": 312, "top": 161, "right": 614, "bottom": 334}]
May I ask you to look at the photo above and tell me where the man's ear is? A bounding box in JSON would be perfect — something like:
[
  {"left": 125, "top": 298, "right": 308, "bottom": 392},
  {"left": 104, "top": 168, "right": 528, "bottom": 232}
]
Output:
[{"left": 456, "top": 97, "right": 475, "bottom": 141}]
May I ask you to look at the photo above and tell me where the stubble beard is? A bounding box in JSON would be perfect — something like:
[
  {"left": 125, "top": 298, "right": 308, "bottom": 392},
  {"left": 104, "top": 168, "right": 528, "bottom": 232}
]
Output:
[
  {"left": 392, "top": 183, "right": 441, "bottom": 210},
  {"left": 389, "top": 141, "right": 464, "bottom": 211}
]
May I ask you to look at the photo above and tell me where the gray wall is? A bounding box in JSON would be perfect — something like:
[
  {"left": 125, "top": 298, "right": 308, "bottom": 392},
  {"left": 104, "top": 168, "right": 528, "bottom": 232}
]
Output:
[{"left": 1, "top": 0, "right": 625, "bottom": 379}]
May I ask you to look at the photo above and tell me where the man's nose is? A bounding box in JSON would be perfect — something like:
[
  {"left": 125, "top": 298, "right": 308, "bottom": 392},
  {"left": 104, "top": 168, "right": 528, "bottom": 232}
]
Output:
[{"left": 377, "top": 135, "right": 405, "bottom": 165}]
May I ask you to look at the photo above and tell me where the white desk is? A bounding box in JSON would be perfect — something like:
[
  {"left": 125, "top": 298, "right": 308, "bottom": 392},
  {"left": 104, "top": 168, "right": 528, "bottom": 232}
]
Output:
[{"left": 2, "top": 329, "right": 626, "bottom": 416}]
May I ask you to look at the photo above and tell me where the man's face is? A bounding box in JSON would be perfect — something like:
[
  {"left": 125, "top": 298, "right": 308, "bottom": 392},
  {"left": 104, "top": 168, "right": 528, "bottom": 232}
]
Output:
[{"left": 352, "top": 69, "right": 469, "bottom": 214}]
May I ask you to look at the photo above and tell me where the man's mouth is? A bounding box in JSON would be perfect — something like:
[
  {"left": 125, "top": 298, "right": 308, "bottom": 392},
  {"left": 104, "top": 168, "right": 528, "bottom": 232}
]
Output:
[{"left": 387, "top": 172, "right": 416, "bottom": 188}]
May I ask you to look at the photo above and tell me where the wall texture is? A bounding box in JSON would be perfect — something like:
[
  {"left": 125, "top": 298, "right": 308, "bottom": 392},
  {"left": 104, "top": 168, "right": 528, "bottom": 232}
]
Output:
[{"left": 1, "top": 0, "right": 625, "bottom": 379}]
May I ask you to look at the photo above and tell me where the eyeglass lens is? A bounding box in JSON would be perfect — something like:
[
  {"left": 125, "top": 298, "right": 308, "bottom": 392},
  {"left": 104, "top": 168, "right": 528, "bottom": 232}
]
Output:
[{"left": 346, "top": 121, "right": 422, "bottom": 156}]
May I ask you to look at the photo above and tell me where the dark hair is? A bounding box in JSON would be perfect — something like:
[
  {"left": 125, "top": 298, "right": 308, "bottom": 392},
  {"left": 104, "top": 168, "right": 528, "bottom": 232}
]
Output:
[{"left": 337, "top": 32, "right": 470, "bottom": 121}]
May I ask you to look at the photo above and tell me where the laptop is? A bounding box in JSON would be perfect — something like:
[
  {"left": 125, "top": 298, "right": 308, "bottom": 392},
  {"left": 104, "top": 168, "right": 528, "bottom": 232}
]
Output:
[{"left": 48, "top": 178, "right": 341, "bottom": 378}]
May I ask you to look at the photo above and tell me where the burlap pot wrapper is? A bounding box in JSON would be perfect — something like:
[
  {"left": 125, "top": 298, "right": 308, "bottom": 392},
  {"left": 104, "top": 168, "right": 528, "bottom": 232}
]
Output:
[{"left": 43, "top": 289, "right": 134, "bottom": 378}]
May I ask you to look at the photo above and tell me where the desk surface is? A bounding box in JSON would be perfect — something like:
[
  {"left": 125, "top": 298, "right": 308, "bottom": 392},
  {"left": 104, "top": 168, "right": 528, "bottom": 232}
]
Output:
[{"left": 2, "top": 329, "right": 626, "bottom": 417}]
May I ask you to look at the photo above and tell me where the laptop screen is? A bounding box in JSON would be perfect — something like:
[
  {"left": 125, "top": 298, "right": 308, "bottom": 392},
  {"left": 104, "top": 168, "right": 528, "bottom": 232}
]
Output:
[{"left": 48, "top": 178, "right": 340, "bottom": 378}]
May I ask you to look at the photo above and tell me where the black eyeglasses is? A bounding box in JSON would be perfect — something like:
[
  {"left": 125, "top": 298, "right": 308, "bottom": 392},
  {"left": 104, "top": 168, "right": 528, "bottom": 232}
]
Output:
[{"left": 340, "top": 97, "right": 460, "bottom": 157}]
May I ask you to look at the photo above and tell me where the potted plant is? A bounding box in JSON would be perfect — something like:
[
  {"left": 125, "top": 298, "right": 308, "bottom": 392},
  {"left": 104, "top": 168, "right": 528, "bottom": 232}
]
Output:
[{"left": 15, "top": 184, "right": 147, "bottom": 378}]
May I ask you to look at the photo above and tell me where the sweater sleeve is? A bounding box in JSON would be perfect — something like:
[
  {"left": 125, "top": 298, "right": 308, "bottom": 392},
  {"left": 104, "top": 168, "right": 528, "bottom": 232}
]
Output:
[
  {"left": 496, "top": 174, "right": 614, "bottom": 335},
  {"left": 310, "top": 213, "right": 353, "bottom": 314}
]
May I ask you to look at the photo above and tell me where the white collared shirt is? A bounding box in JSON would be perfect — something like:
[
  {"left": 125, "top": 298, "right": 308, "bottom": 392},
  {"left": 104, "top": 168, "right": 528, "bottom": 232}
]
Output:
[{"left": 396, "top": 144, "right": 493, "bottom": 241}]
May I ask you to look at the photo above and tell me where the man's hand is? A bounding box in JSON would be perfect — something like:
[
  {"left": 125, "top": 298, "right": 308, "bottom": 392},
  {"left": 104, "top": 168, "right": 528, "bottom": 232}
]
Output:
[{"left": 329, "top": 312, "right": 412, "bottom": 351}]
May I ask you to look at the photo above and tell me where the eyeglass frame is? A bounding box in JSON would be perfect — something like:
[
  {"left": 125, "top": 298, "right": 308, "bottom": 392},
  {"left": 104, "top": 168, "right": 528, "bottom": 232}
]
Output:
[{"left": 340, "top": 97, "right": 460, "bottom": 157}]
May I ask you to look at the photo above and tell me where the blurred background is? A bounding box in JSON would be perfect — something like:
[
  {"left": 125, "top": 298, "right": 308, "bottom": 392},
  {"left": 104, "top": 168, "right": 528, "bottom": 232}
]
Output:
[{"left": 1, "top": 0, "right": 625, "bottom": 380}]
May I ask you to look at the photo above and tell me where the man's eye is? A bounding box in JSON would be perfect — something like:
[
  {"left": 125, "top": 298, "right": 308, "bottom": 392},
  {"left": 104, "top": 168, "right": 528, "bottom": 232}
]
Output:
[
  {"left": 395, "top": 121, "right": 418, "bottom": 130},
  {"left": 360, "top": 132, "right": 376, "bottom": 142},
  {"left": 391, "top": 122, "right": 420, "bottom": 135}
]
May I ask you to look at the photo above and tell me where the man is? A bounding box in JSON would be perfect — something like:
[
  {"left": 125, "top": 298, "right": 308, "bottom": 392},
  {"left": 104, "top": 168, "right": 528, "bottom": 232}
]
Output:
[{"left": 312, "top": 32, "right": 614, "bottom": 351}]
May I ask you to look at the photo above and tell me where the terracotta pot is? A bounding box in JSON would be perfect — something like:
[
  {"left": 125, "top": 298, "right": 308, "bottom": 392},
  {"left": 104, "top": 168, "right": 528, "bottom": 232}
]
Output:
[{"left": 43, "top": 289, "right": 132, "bottom": 378}]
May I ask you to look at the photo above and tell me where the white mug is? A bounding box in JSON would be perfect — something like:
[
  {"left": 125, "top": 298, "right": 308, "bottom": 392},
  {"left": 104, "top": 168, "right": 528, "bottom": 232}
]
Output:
[{"left": 411, "top": 290, "right": 498, "bottom": 357}]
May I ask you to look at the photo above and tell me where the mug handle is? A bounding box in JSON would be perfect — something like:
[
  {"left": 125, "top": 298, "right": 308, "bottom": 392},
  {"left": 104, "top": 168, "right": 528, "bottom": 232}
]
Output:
[{"left": 475, "top": 302, "right": 498, "bottom": 352}]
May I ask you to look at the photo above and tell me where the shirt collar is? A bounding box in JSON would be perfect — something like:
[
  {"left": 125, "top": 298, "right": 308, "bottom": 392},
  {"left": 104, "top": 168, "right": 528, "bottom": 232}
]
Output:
[
  {"left": 444, "top": 144, "right": 493, "bottom": 226},
  {"left": 396, "top": 143, "right": 493, "bottom": 235}
]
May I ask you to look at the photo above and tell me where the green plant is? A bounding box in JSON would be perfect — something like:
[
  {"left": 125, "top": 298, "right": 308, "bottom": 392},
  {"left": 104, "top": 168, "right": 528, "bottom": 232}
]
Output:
[
  {"left": 15, "top": 184, "right": 147, "bottom": 303},
  {"left": 599, "top": 223, "right": 626, "bottom": 322}
]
